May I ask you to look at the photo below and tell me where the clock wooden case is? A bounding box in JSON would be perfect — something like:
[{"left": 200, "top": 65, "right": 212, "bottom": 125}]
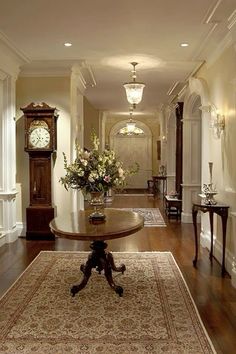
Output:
[{"left": 22, "top": 102, "right": 58, "bottom": 240}]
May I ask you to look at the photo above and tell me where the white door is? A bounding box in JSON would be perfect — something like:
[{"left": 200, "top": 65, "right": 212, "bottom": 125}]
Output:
[{"left": 113, "top": 135, "right": 151, "bottom": 188}]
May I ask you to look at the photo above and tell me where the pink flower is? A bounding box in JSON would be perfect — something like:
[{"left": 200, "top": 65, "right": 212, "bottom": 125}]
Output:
[{"left": 104, "top": 175, "right": 111, "bottom": 183}]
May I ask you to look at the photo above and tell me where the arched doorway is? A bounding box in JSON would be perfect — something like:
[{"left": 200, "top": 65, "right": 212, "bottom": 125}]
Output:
[
  {"left": 182, "top": 77, "right": 211, "bottom": 223},
  {"left": 110, "top": 120, "right": 152, "bottom": 189}
]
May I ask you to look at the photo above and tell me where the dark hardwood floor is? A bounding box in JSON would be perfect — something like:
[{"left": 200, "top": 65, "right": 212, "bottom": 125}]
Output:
[{"left": 0, "top": 193, "right": 236, "bottom": 354}]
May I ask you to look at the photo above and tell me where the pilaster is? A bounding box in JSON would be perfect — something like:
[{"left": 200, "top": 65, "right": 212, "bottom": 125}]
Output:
[
  {"left": 0, "top": 72, "right": 18, "bottom": 243},
  {"left": 182, "top": 114, "right": 201, "bottom": 223},
  {"left": 70, "top": 64, "right": 87, "bottom": 212}
]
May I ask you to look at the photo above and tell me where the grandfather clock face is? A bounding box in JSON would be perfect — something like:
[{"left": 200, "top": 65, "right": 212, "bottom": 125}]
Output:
[
  {"left": 28, "top": 120, "right": 51, "bottom": 149},
  {"left": 23, "top": 103, "right": 57, "bottom": 152}
]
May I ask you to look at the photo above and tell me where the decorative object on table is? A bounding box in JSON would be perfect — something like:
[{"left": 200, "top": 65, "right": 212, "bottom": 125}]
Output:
[
  {"left": 88, "top": 191, "right": 105, "bottom": 220},
  {"left": 0, "top": 251, "right": 216, "bottom": 354},
  {"left": 168, "top": 190, "right": 179, "bottom": 198},
  {"left": 60, "top": 132, "right": 139, "bottom": 220},
  {"left": 200, "top": 162, "right": 217, "bottom": 205},
  {"left": 118, "top": 208, "right": 166, "bottom": 227},
  {"left": 158, "top": 164, "right": 166, "bottom": 176},
  {"left": 104, "top": 187, "right": 114, "bottom": 204}
]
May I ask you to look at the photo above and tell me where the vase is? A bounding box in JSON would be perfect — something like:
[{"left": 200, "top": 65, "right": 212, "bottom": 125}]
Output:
[
  {"left": 104, "top": 188, "right": 114, "bottom": 204},
  {"left": 89, "top": 191, "right": 106, "bottom": 221}
]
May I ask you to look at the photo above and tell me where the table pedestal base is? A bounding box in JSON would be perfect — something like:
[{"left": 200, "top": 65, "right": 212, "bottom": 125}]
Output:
[{"left": 71, "top": 240, "right": 126, "bottom": 297}]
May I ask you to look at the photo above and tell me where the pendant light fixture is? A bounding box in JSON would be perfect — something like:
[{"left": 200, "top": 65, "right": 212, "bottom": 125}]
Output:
[
  {"left": 123, "top": 62, "right": 145, "bottom": 108},
  {"left": 118, "top": 110, "right": 144, "bottom": 136},
  {"left": 126, "top": 111, "right": 136, "bottom": 133}
]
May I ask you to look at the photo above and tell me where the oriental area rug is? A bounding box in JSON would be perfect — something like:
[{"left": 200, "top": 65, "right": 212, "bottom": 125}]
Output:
[
  {"left": 118, "top": 207, "right": 166, "bottom": 227},
  {"left": 0, "top": 251, "right": 216, "bottom": 354}
]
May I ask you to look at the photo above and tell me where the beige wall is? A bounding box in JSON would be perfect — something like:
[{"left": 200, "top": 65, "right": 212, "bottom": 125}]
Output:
[
  {"left": 105, "top": 115, "right": 160, "bottom": 174},
  {"left": 196, "top": 44, "right": 236, "bottom": 253},
  {"left": 16, "top": 77, "right": 71, "bottom": 222},
  {"left": 83, "top": 97, "right": 100, "bottom": 150}
]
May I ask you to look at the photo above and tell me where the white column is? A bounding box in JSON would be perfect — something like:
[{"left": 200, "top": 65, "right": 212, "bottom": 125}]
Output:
[
  {"left": 181, "top": 115, "right": 201, "bottom": 223},
  {"left": 159, "top": 110, "right": 167, "bottom": 166},
  {"left": 0, "top": 71, "right": 18, "bottom": 245},
  {"left": 165, "top": 106, "right": 176, "bottom": 194},
  {"left": 70, "top": 64, "right": 87, "bottom": 211},
  {"left": 99, "top": 111, "right": 107, "bottom": 151}
]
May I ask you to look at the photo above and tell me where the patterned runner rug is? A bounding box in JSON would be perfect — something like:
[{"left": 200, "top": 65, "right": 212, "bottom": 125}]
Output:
[
  {"left": 118, "top": 207, "right": 166, "bottom": 227},
  {"left": 0, "top": 251, "right": 216, "bottom": 354}
]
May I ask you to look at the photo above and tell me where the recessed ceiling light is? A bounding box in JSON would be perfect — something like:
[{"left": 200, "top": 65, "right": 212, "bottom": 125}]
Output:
[
  {"left": 180, "top": 43, "right": 189, "bottom": 47},
  {"left": 64, "top": 42, "right": 72, "bottom": 47}
]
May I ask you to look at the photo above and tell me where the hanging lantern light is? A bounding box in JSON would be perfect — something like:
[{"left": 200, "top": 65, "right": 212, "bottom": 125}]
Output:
[{"left": 123, "top": 62, "right": 145, "bottom": 108}]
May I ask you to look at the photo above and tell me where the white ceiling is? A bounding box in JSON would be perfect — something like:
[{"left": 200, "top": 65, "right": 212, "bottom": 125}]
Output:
[{"left": 0, "top": 0, "right": 235, "bottom": 118}]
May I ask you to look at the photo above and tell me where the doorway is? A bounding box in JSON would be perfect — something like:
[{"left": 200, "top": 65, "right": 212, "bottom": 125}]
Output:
[{"left": 110, "top": 121, "right": 152, "bottom": 189}]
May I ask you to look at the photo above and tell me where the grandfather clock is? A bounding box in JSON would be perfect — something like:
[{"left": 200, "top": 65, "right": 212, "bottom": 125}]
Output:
[{"left": 21, "top": 102, "right": 58, "bottom": 240}]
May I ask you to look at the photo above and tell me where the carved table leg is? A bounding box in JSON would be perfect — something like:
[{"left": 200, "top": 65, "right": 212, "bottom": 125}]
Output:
[
  {"left": 104, "top": 260, "right": 124, "bottom": 297},
  {"left": 221, "top": 212, "right": 228, "bottom": 276},
  {"left": 192, "top": 207, "right": 198, "bottom": 267},
  {"left": 107, "top": 252, "right": 126, "bottom": 273},
  {"left": 71, "top": 240, "right": 126, "bottom": 297},
  {"left": 71, "top": 256, "right": 93, "bottom": 297},
  {"left": 209, "top": 211, "right": 214, "bottom": 260}
]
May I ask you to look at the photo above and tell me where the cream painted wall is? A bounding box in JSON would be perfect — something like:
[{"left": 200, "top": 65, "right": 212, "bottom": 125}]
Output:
[
  {"left": 105, "top": 116, "right": 160, "bottom": 174},
  {"left": 196, "top": 44, "right": 236, "bottom": 255},
  {"left": 83, "top": 97, "right": 100, "bottom": 150},
  {"left": 15, "top": 77, "right": 71, "bottom": 225}
]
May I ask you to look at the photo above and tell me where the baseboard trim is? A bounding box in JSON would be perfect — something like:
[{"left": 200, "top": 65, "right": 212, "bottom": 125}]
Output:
[
  {"left": 200, "top": 230, "right": 233, "bottom": 276},
  {"left": 16, "top": 222, "right": 26, "bottom": 237},
  {"left": 0, "top": 228, "right": 18, "bottom": 247}
]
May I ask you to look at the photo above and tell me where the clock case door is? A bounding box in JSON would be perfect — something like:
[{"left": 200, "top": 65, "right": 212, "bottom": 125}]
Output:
[
  {"left": 21, "top": 103, "right": 58, "bottom": 240},
  {"left": 26, "top": 151, "right": 55, "bottom": 240}
]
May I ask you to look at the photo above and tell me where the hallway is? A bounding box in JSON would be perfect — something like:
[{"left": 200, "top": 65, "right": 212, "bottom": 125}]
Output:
[{"left": 0, "top": 194, "right": 235, "bottom": 354}]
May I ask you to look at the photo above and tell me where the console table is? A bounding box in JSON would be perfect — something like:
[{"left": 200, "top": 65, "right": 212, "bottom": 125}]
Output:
[
  {"left": 50, "top": 208, "right": 144, "bottom": 297},
  {"left": 152, "top": 175, "right": 167, "bottom": 198},
  {"left": 192, "top": 201, "right": 229, "bottom": 276}
]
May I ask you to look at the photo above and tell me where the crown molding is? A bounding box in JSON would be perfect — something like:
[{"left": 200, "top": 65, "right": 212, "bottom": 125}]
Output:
[
  {"left": 206, "top": 8, "right": 236, "bottom": 68},
  {"left": 19, "top": 67, "right": 71, "bottom": 77},
  {"left": 0, "top": 31, "right": 29, "bottom": 64},
  {"left": 19, "top": 60, "right": 96, "bottom": 90},
  {"left": 206, "top": 31, "right": 233, "bottom": 68},
  {"left": 0, "top": 33, "right": 29, "bottom": 77}
]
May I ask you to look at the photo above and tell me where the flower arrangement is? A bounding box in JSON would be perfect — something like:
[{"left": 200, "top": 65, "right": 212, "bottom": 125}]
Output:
[{"left": 60, "top": 132, "right": 138, "bottom": 194}]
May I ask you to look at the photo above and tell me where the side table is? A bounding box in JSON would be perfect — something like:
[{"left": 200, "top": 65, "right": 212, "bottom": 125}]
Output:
[
  {"left": 165, "top": 195, "right": 182, "bottom": 219},
  {"left": 192, "top": 202, "right": 229, "bottom": 276},
  {"left": 152, "top": 175, "right": 167, "bottom": 198},
  {"left": 50, "top": 208, "right": 144, "bottom": 297}
]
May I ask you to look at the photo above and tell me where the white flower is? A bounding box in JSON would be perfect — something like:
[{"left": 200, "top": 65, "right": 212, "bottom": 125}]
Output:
[
  {"left": 88, "top": 175, "right": 95, "bottom": 183},
  {"left": 81, "top": 159, "right": 88, "bottom": 166},
  {"left": 118, "top": 167, "right": 124, "bottom": 177},
  {"left": 83, "top": 151, "right": 90, "bottom": 159}
]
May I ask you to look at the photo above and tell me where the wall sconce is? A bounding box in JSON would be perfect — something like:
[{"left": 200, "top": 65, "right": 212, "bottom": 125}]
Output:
[
  {"left": 199, "top": 104, "right": 225, "bottom": 139},
  {"left": 210, "top": 113, "right": 225, "bottom": 139},
  {"left": 162, "top": 135, "right": 167, "bottom": 143}
]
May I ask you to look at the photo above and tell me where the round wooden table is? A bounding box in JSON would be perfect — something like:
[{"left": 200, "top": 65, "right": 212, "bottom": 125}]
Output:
[{"left": 50, "top": 208, "right": 144, "bottom": 297}]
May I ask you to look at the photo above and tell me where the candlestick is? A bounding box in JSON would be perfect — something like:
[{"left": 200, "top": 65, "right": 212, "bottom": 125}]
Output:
[{"left": 209, "top": 162, "right": 213, "bottom": 186}]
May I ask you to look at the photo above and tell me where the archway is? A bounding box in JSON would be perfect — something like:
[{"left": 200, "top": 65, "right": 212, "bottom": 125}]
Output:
[
  {"left": 182, "top": 77, "right": 211, "bottom": 223},
  {"left": 110, "top": 120, "right": 152, "bottom": 189}
]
